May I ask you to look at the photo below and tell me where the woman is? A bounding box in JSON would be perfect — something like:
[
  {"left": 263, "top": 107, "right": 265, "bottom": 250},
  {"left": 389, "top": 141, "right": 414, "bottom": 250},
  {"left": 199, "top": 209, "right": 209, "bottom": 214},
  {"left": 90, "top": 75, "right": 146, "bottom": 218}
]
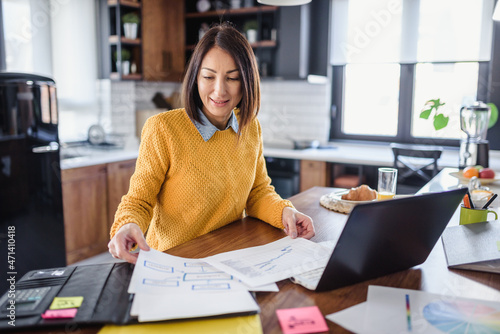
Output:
[{"left": 108, "top": 23, "right": 315, "bottom": 264}]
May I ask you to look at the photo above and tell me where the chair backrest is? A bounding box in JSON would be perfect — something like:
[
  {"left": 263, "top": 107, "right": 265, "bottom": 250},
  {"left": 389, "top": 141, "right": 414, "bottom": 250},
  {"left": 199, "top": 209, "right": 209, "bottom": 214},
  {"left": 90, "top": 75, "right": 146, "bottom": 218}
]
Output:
[{"left": 390, "top": 143, "right": 443, "bottom": 182}]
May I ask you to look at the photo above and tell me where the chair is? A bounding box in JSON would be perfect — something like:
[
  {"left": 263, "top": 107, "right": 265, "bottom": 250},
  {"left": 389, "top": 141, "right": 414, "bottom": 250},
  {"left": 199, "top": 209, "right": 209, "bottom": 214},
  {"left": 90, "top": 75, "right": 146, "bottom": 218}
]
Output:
[
  {"left": 390, "top": 143, "right": 443, "bottom": 194},
  {"left": 332, "top": 164, "right": 365, "bottom": 189}
]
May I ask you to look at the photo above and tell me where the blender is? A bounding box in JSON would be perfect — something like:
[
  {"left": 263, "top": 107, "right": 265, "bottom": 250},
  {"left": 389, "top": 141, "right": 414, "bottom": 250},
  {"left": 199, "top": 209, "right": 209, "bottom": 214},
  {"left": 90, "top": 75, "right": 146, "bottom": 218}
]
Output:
[{"left": 459, "top": 101, "right": 490, "bottom": 168}]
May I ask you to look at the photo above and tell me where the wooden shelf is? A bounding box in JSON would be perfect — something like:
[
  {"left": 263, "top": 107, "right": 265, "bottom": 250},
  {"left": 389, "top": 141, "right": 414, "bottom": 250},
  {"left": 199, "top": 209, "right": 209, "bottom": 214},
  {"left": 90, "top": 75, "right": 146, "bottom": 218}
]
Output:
[
  {"left": 185, "top": 6, "right": 277, "bottom": 19},
  {"left": 110, "top": 72, "right": 142, "bottom": 80},
  {"left": 107, "top": 0, "right": 140, "bottom": 8},
  {"left": 108, "top": 35, "right": 141, "bottom": 45},
  {"left": 186, "top": 39, "right": 276, "bottom": 51},
  {"left": 252, "top": 40, "right": 277, "bottom": 48}
]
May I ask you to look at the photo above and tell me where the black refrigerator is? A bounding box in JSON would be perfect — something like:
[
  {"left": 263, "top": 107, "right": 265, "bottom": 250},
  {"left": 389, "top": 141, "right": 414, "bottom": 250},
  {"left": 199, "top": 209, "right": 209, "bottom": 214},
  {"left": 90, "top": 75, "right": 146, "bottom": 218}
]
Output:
[{"left": 0, "top": 73, "right": 66, "bottom": 294}]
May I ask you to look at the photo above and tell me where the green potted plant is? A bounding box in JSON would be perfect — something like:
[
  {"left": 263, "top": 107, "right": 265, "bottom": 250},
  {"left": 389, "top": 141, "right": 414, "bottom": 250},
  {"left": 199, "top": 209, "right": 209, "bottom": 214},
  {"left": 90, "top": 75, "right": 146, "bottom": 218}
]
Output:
[
  {"left": 420, "top": 98, "right": 498, "bottom": 131},
  {"left": 419, "top": 98, "right": 448, "bottom": 131},
  {"left": 113, "top": 49, "right": 131, "bottom": 75},
  {"left": 243, "top": 20, "right": 258, "bottom": 43},
  {"left": 122, "top": 12, "right": 140, "bottom": 39}
]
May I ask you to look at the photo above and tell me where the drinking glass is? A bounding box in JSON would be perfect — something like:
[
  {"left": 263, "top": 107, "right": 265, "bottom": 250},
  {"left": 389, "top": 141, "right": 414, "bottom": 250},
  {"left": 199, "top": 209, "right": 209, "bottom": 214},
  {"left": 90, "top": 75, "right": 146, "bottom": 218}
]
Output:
[{"left": 377, "top": 168, "right": 398, "bottom": 200}]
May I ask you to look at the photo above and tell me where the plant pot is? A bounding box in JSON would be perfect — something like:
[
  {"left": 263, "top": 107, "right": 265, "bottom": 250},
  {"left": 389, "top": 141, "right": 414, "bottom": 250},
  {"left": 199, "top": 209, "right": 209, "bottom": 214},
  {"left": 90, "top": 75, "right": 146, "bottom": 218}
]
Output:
[
  {"left": 123, "top": 23, "right": 138, "bottom": 39},
  {"left": 122, "top": 61, "right": 130, "bottom": 76},
  {"left": 246, "top": 29, "right": 257, "bottom": 44}
]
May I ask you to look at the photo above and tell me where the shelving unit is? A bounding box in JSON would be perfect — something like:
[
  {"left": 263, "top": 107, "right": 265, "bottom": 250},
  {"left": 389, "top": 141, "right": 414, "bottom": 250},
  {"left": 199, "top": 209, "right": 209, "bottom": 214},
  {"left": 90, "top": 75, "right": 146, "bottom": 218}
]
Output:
[
  {"left": 184, "top": 2, "right": 279, "bottom": 77},
  {"left": 107, "top": 0, "right": 143, "bottom": 80}
]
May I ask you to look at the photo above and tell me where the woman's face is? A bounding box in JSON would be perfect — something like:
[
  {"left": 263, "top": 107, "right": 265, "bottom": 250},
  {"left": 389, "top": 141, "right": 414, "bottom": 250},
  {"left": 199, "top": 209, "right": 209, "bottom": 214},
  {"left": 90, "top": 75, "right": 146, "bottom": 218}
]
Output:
[{"left": 197, "top": 46, "right": 243, "bottom": 130}]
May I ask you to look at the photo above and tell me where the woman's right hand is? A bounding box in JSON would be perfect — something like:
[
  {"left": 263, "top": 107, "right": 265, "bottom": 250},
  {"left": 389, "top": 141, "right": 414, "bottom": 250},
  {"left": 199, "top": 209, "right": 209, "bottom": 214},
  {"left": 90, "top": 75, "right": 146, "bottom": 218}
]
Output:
[{"left": 108, "top": 223, "right": 150, "bottom": 264}]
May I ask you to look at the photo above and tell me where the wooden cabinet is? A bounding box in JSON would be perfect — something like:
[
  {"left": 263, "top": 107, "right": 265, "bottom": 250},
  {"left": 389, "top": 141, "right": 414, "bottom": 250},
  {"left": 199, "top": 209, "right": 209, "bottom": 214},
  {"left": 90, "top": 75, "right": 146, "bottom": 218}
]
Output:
[
  {"left": 62, "top": 165, "right": 109, "bottom": 264},
  {"left": 185, "top": 2, "right": 279, "bottom": 78},
  {"left": 106, "top": 159, "right": 136, "bottom": 231},
  {"left": 61, "top": 159, "right": 136, "bottom": 264},
  {"left": 142, "top": 0, "right": 185, "bottom": 81},
  {"left": 98, "top": 0, "right": 185, "bottom": 81},
  {"left": 300, "top": 160, "right": 330, "bottom": 192}
]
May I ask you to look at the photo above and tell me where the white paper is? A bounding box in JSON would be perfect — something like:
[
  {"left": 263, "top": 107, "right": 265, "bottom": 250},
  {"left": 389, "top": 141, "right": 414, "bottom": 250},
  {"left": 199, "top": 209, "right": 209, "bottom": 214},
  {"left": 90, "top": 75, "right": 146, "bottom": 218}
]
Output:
[
  {"left": 325, "top": 302, "right": 369, "bottom": 334},
  {"left": 128, "top": 249, "right": 263, "bottom": 321},
  {"left": 290, "top": 239, "right": 337, "bottom": 290},
  {"left": 129, "top": 249, "right": 246, "bottom": 293},
  {"left": 205, "top": 237, "right": 331, "bottom": 287},
  {"left": 327, "top": 285, "right": 500, "bottom": 334},
  {"left": 132, "top": 290, "right": 259, "bottom": 322}
]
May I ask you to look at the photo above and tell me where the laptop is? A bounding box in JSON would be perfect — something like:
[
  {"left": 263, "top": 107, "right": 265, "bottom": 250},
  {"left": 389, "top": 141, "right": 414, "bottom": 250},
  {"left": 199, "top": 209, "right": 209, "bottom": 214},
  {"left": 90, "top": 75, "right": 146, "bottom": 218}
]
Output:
[{"left": 291, "top": 188, "right": 467, "bottom": 292}]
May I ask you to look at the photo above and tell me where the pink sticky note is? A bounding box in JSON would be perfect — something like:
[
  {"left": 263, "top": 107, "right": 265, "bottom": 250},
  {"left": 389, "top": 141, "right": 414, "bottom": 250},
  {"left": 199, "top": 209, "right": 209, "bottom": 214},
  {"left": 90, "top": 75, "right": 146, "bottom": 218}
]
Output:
[
  {"left": 276, "top": 306, "right": 329, "bottom": 334},
  {"left": 41, "top": 308, "right": 78, "bottom": 319}
]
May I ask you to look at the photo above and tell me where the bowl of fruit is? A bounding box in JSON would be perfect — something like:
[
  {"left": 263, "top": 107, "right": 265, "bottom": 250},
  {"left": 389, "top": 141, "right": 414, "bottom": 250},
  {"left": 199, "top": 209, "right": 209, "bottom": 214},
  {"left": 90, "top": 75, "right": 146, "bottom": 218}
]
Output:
[{"left": 450, "top": 165, "right": 500, "bottom": 184}]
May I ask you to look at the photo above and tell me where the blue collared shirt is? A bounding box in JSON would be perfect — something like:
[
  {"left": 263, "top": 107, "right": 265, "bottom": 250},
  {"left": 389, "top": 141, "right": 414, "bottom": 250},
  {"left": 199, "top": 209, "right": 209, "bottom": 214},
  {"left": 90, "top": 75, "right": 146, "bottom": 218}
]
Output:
[{"left": 192, "top": 108, "right": 240, "bottom": 142}]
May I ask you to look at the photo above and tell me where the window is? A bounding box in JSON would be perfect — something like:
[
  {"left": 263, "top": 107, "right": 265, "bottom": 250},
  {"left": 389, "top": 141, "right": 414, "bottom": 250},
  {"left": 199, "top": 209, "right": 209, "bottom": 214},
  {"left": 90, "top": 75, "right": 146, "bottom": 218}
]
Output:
[
  {"left": 329, "top": 0, "right": 495, "bottom": 146},
  {"left": 1, "top": 0, "right": 53, "bottom": 76},
  {"left": 1, "top": 0, "right": 99, "bottom": 111},
  {"left": 412, "top": 62, "right": 480, "bottom": 140},
  {"left": 343, "top": 63, "right": 400, "bottom": 136}
]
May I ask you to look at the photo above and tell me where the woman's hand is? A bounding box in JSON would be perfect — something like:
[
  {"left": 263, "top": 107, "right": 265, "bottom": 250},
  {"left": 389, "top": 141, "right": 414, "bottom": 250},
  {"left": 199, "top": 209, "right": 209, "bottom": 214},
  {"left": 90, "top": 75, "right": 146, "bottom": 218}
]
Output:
[
  {"left": 108, "top": 223, "right": 150, "bottom": 264},
  {"left": 282, "top": 207, "right": 315, "bottom": 239}
]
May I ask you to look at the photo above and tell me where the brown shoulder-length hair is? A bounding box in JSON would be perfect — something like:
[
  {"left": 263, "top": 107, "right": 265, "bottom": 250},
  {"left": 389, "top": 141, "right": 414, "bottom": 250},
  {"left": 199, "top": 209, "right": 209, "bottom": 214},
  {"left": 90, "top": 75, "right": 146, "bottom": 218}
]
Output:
[{"left": 181, "top": 22, "right": 260, "bottom": 133}]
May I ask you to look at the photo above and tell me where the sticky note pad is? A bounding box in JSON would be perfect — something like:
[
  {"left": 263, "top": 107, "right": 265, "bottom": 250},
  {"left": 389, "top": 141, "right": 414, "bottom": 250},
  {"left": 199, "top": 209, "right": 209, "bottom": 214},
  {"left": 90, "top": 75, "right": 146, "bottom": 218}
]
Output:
[
  {"left": 276, "top": 306, "right": 328, "bottom": 334},
  {"left": 497, "top": 240, "right": 500, "bottom": 251},
  {"left": 41, "top": 308, "right": 78, "bottom": 319},
  {"left": 49, "top": 296, "right": 84, "bottom": 310}
]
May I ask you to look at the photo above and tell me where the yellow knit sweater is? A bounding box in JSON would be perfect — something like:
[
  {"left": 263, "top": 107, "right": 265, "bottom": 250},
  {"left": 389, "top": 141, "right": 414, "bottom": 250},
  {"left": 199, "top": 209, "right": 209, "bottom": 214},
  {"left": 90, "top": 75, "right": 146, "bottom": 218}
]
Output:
[{"left": 110, "top": 108, "right": 293, "bottom": 251}]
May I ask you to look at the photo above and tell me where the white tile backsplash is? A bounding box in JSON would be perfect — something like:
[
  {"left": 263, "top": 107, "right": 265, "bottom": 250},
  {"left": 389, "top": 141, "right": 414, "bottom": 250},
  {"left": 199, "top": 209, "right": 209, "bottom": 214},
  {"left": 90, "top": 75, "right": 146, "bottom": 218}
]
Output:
[
  {"left": 59, "top": 79, "right": 331, "bottom": 145},
  {"left": 110, "top": 81, "right": 135, "bottom": 137},
  {"left": 135, "top": 81, "right": 182, "bottom": 110},
  {"left": 259, "top": 80, "right": 330, "bottom": 146}
]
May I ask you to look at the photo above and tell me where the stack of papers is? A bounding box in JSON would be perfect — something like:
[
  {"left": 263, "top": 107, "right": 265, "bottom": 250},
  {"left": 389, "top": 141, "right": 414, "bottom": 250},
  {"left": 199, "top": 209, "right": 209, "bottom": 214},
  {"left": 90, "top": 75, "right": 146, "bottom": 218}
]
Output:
[
  {"left": 327, "top": 286, "right": 500, "bottom": 333},
  {"left": 128, "top": 237, "right": 331, "bottom": 322}
]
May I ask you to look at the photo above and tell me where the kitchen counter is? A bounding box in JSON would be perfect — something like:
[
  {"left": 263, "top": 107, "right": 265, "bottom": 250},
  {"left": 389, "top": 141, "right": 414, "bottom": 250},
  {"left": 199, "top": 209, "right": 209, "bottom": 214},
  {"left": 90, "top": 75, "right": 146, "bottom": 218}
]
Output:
[
  {"left": 60, "top": 140, "right": 500, "bottom": 170},
  {"left": 60, "top": 142, "right": 140, "bottom": 170},
  {"left": 264, "top": 141, "right": 500, "bottom": 170}
]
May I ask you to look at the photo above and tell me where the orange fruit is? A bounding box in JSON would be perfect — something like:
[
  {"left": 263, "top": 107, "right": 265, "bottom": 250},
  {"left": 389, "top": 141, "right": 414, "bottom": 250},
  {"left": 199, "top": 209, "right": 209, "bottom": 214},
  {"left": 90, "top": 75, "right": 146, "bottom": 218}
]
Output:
[{"left": 463, "top": 166, "right": 479, "bottom": 178}]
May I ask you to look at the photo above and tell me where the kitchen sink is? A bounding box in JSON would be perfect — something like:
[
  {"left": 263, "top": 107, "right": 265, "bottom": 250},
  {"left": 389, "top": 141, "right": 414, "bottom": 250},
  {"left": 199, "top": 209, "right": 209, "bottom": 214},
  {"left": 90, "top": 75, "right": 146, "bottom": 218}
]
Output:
[
  {"left": 60, "top": 144, "right": 93, "bottom": 160},
  {"left": 60, "top": 152, "right": 88, "bottom": 160}
]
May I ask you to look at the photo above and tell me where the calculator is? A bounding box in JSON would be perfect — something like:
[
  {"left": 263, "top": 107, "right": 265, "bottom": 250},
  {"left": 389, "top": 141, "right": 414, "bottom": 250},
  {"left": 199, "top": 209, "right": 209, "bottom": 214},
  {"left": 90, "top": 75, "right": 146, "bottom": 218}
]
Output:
[{"left": 0, "top": 287, "right": 51, "bottom": 313}]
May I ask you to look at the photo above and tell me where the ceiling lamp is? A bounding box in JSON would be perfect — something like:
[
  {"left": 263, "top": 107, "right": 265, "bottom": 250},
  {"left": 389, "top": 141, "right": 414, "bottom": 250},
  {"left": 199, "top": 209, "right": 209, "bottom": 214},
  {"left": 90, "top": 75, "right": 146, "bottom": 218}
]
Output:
[{"left": 257, "top": 0, "right": 311, "bottom": 6}]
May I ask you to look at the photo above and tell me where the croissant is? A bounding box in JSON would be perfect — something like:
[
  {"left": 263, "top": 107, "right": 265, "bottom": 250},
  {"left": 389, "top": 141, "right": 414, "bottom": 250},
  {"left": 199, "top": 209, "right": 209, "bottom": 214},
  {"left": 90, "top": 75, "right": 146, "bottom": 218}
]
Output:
[{"left": 341, "top": 184, "right": 377, "bottom": 201}]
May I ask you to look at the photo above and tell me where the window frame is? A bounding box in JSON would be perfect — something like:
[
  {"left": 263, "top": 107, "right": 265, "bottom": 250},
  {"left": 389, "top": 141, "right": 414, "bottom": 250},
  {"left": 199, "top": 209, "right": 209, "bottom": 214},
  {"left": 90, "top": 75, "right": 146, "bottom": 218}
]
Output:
[{"left": 329, "top": 61, "right": 491, "bottom": 147}]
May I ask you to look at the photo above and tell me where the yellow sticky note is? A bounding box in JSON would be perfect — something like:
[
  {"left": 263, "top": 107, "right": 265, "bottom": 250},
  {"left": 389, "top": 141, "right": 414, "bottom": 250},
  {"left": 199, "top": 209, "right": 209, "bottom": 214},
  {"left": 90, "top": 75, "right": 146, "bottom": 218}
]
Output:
[
  {"left": 497, "top": 241, "right": 500, "bottom": 251},
  {"left": 49, "top": 296, "right": 84, "bottom": 310}
]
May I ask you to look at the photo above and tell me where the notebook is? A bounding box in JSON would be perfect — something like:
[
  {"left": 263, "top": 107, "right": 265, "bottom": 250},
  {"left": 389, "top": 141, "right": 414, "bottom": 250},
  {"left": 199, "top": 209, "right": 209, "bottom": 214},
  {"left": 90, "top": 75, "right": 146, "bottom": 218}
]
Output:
[
  {"left": 291, "top": 188, "right": 467, "bottom": 292},
  {"left": 441, "top": 220, "right": 500, "bottom": 274},
  {"left": 0, "top": 262, "right": 136, "bottom": 330}
]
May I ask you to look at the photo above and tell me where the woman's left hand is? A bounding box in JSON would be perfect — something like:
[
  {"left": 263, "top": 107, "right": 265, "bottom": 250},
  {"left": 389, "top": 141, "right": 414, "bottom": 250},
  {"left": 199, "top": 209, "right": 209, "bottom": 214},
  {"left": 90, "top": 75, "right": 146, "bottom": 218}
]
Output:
[{"left": 282, "top": 207, "right": 315, "bottom": 239}]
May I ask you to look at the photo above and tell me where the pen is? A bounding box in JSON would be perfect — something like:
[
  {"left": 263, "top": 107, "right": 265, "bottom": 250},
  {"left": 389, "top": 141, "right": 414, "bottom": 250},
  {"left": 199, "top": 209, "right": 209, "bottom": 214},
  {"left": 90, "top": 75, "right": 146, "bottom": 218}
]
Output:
[
  {"left": 463, "top": 194, "right": 471, "bottom": 209},
  {"left": 482, "top": 193, "right": 498, "bottom": 210},
  {"left": 466, "top": 190, "right": 475, "bottom": 209}
]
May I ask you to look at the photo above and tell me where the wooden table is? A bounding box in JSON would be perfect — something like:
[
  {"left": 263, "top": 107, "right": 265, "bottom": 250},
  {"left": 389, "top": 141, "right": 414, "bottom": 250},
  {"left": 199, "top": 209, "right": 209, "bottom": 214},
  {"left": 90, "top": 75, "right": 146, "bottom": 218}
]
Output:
[
  {"left": 20, "top": 182, "right": 500, "bottom": 333},
  {"left": 166, "top": 185, "right": 500, "bottom": 333}
]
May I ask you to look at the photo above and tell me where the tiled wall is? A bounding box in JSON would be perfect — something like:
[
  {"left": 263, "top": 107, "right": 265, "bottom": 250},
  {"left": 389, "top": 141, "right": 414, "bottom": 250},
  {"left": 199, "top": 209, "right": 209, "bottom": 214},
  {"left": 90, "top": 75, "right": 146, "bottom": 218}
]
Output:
[
  {"left": 59, "top": 79, "right": 331, "bottom": 145},
  {"left": 259, "top": 80, "right": 331, "bottom": 146}
]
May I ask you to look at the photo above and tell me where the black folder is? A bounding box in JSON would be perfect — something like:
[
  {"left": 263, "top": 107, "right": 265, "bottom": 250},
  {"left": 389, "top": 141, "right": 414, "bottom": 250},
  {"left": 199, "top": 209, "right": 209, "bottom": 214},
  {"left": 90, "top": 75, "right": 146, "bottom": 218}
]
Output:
[{"left": 0, "top": 262, "right": 135, "bottom": 330}]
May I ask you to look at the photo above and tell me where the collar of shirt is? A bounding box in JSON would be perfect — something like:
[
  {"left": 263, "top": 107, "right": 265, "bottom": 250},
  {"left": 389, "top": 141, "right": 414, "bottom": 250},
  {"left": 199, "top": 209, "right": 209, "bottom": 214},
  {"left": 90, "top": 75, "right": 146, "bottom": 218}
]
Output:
[{"left": 192, "top": 108, "right": 240, "bottom": 142}]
